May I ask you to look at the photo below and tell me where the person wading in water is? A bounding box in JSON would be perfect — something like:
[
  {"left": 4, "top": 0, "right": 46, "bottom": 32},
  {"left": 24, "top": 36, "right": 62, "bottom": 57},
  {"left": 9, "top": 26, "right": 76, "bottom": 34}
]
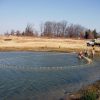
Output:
[
  {"left": 91, "top": 45, "right": 95, "bottom": 58},
  {"left": 78, "top": 50, "right": 92, "bottom": 64},
  {"left": 78, "top": 51, "right": 83, "bottom": 59}
]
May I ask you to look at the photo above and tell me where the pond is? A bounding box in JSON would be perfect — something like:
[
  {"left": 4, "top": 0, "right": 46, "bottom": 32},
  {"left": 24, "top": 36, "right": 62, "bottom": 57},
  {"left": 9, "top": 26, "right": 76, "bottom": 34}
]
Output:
[{"left": 0, "top": 52, "right": 100, "bottom": 100}]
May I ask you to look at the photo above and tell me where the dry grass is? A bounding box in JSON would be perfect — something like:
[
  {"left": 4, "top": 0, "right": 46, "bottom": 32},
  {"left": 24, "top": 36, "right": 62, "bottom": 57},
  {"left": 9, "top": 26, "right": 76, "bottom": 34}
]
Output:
[{"left": 0, "top": 36, "right": 100, "bottom": 53}]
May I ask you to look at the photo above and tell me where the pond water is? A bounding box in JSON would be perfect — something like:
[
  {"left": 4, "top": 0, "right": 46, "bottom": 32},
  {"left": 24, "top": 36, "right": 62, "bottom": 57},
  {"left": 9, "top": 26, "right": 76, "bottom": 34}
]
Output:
[{"left": 0, "top": 52, "right": 100, "bottom": 100}]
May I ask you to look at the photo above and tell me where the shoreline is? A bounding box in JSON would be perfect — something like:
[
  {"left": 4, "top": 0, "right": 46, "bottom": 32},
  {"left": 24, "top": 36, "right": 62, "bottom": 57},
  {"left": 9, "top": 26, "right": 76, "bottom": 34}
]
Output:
[
  {"left": 0, "top": 47, "right": 100, "bottom": 56},
  {"left": 63, "top": 80, "right": 100, "bottom": 100},
  {"left": 0, "top": 47, "right": 84, "bottom": 52}
]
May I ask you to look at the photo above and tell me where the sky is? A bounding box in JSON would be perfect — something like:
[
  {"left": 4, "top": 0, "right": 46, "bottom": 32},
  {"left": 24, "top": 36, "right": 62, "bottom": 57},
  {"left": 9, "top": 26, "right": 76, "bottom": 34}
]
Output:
[{"left": 0, "top": 0, "right": 100, "bottom": 34}]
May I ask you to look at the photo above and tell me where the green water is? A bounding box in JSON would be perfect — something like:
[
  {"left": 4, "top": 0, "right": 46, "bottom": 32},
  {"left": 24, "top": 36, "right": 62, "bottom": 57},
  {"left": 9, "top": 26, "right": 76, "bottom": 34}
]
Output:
[{"left": 0, "top": 52, "right": 100, "bottom": 100}]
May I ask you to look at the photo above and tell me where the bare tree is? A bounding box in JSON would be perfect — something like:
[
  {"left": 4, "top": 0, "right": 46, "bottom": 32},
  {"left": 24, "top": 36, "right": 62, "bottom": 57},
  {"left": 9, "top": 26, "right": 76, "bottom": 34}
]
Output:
[
  {"left": 16, "top": 30, "right": 21, "bottom": 36},
  {"left": 60, "top": 21, "right": 68, "bottom": 37},
  {"left": 40, "top": 23, "right": 44, "bottom": 36},
  {"left": 24, "top": 24, "right": 34, "bottom": 36},
  {"left": 41, "top": 21, "right": 68, "bottom": 37},
  {"left": 65, "top": 24, "right": 85, "bottom": 38},
  {"left": 43, "top": 21, "right": 53, "bottom": 37}
]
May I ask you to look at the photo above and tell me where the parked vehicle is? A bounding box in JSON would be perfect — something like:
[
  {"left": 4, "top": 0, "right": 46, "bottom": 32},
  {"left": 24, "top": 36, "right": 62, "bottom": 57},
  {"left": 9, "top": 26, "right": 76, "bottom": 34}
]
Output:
[
  {"left": 87, "top": 38, "right": 100, "bottom": 46},
  {"left": 87, "top": 39, "right": 95, "bottom": 46}
]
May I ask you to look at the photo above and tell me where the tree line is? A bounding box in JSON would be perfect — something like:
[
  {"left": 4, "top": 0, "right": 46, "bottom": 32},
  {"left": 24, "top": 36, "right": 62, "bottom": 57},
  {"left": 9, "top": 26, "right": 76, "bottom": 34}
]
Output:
[{"left": 4, "top": 21, "right": 100, "bottom": 39}]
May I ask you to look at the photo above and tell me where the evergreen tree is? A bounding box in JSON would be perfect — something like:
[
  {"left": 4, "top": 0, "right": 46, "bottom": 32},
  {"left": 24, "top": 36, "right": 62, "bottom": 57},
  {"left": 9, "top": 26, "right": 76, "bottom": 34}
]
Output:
[
  {"left": 84, "top": 31, "right": 89, "bottom": 39},
  {"left": 92, "top": 29, "right": 98, "bottom": 39}
]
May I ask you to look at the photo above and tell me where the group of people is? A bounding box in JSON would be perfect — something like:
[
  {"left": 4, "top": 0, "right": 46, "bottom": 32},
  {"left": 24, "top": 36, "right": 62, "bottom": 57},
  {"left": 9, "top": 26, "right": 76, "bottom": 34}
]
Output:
[{"left": 78, "top": 46, "right": 95, "bottom": 63}]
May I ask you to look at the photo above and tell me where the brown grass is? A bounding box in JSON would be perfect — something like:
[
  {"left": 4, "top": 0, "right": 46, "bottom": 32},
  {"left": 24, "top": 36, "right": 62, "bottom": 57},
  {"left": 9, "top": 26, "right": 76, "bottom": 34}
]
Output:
[{"left": 0, "top": 36, "right": 100, "bottom": 53}]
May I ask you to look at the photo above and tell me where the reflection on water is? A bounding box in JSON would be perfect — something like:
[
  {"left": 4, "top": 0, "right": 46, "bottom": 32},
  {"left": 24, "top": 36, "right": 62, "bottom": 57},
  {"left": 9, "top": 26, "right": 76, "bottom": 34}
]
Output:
[{"left": 0, "top": 52, "right": 100, "bottom": 100}]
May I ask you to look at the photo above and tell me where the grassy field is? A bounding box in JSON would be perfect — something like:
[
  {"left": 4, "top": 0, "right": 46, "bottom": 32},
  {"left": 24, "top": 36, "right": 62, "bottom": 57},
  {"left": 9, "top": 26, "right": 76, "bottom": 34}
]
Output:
[{"left": 0, "top": 36, "right": 100, "bottom": 53}]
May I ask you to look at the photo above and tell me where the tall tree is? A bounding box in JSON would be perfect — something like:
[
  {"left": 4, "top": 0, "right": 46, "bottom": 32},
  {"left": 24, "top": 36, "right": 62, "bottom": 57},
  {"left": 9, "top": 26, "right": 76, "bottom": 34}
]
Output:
[
  {"left": 92, "top": 29, "right": 98, "bottom": 39},
  {"left": 84, "top": 31, "right": 89, "bottom": 39},
  {"left": 24, "top": 24, "right": 34, "bottom": 36}
]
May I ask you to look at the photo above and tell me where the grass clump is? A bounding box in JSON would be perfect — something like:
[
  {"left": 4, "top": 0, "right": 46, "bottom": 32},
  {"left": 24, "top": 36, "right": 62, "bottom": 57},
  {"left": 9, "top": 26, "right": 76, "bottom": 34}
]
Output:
[{"left": 81, "top": 91, "right": 97, "bottom": 100}]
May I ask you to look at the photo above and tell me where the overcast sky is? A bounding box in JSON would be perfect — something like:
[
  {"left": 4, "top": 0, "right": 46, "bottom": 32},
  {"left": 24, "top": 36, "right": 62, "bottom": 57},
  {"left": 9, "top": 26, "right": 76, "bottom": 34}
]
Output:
[{"left": 0, "top": 0, "right": 100, "bottom": 33}]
